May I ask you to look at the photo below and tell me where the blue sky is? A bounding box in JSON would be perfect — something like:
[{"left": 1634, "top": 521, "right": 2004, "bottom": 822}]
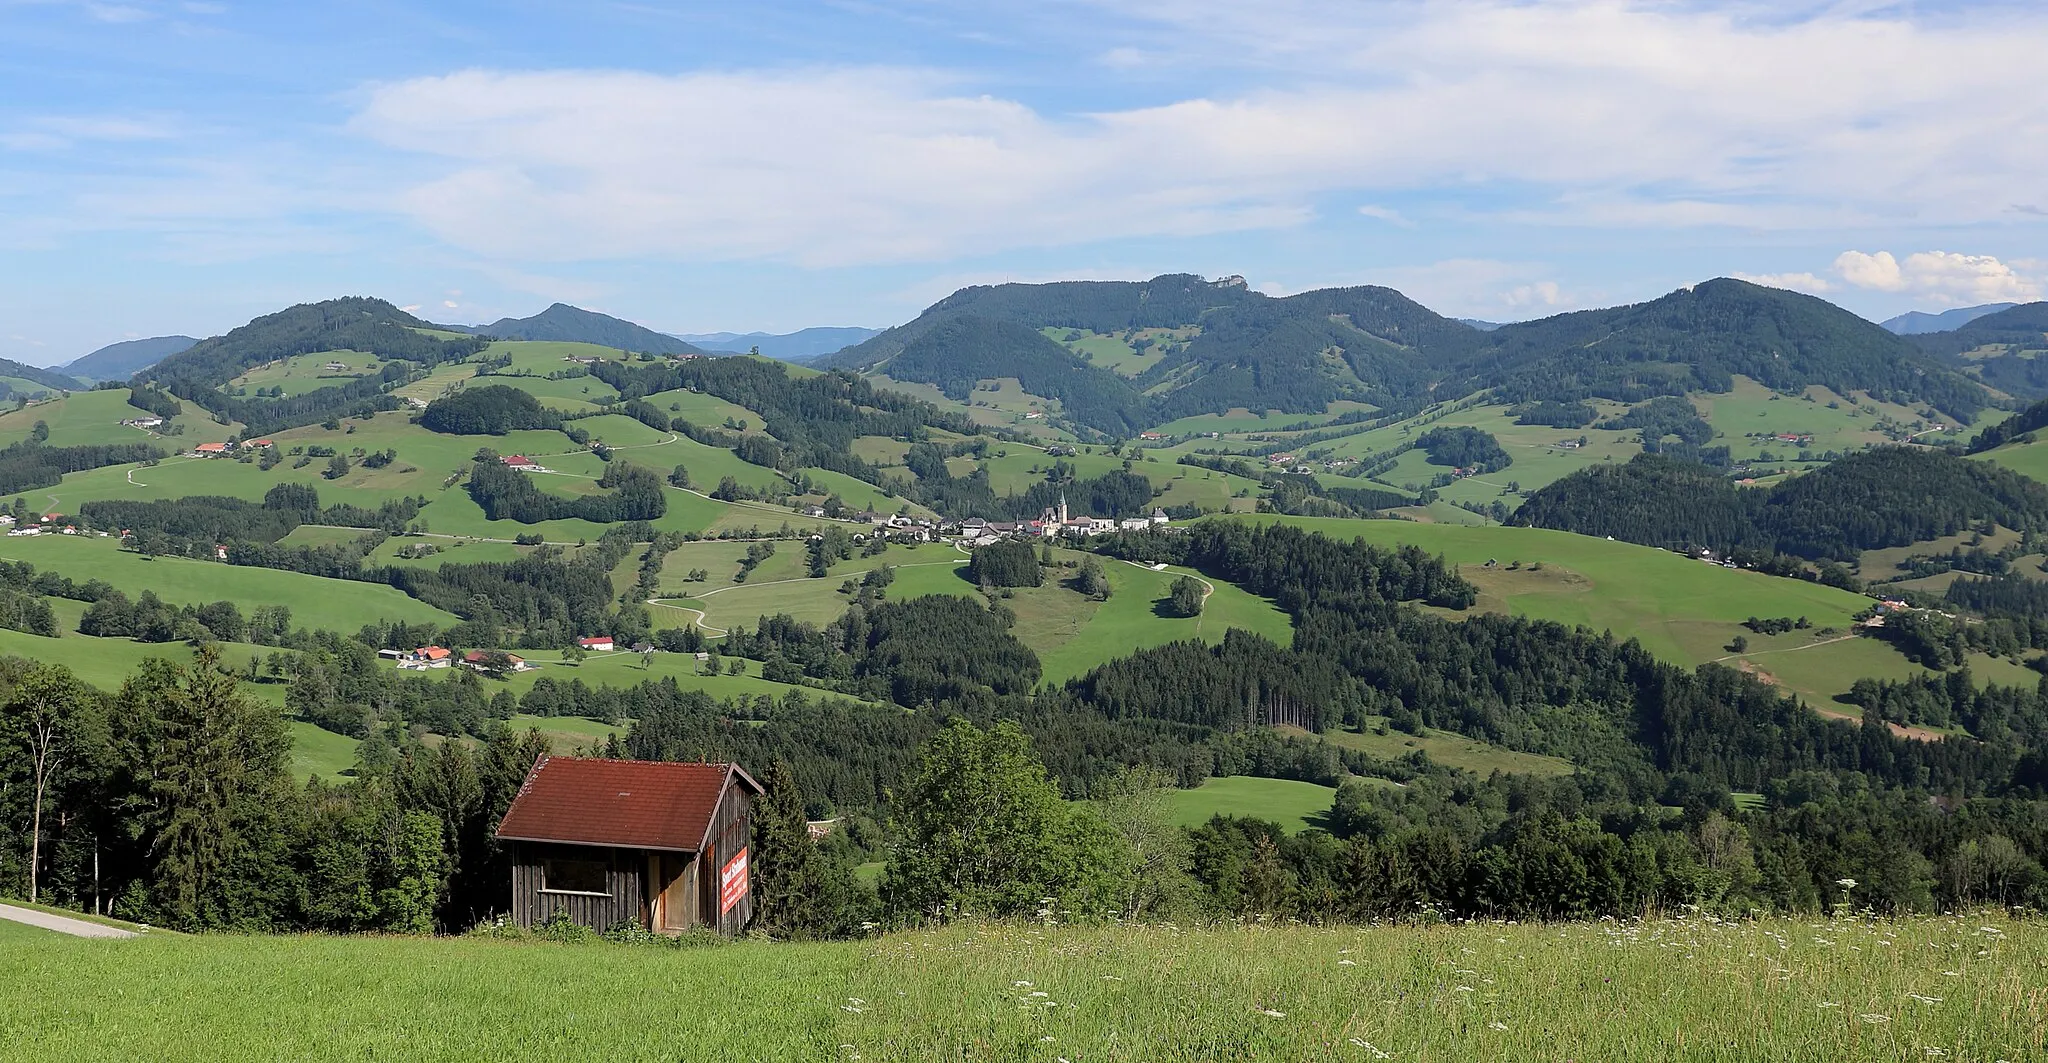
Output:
[{"left": 2, "top": 0, "right": 2044, "bottom": 365}]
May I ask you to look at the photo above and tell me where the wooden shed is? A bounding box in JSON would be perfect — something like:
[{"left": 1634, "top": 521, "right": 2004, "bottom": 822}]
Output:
[{"left": 495, "top": 756, "right": 762, "bottom": 936}]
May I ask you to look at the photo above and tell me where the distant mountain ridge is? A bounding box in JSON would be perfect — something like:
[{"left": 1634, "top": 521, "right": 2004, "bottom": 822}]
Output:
[
  {"left": 675, "top": 327, "right": 882, "bottom": 361},
  {"left": 826, "top": 274, "right": 1989, "bottom": 434},
  {"left": 0, "top": 357, "right": 86, "bottom": 394},
  {"left": 62, "top": 335, "right": 197, "bottom": 381},
  {"left": 1907, "top": 301, "right": 2048, "bottom": 398},
  {"left": 1882, "top": 303, "right": 2017, "bottom": 335},
  {"left": 824, "top": 273, "right": 1480, "bottom": 433},
  {"left": 472, "top": 304, "right": 705, "bottom": 356}
]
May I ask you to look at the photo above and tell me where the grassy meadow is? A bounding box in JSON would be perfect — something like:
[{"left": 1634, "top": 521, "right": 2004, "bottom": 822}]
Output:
[
  {"left": 1163, "top": 776, "right": 1339, "bottom": 833},
  {"left": 1, "top": 915, "right": 2039, "bottom": 1062},
  {"left": 0, "top": 534, "right": 457, "bottom": 630}
]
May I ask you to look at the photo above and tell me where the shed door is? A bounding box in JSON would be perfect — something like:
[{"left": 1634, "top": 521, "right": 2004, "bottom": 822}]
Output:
[{"left": 661, "top": 854, "right": 698, "bottom": 931}]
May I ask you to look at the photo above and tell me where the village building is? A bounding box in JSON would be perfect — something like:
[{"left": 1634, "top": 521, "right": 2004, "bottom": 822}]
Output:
[
  {"left": 122, "top": 416, "right": 164, "bottom": 429},
  {"left": 502, "top": 454, "right": 543, "bottom": 471},
  {"left": 193, "top": 441, "right": 230, "bottom": 456},
  {"left": 495, "top": 757, "right": 762, "bottom": 935},
  {"left": 399, "top": 646, "right": 452, "bottom": 669},
  {"left": 577, "top": 635, "right": 617, "bottom": 652},
  {"left": 462, "top": 650, "right": 530, "bottom": 672},
  {"left": 246, "top": 439, "right": 274, "bottom": 449}
]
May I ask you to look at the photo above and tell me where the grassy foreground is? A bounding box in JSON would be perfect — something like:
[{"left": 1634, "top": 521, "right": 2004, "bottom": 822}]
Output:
[{"left": 2, "top": 915, "right": 2040, "bottom": 1061}]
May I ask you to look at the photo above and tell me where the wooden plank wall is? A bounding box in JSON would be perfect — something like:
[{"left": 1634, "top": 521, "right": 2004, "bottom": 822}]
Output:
[
  {"left": 509, "top": 842, "right": 646, "bottom": 931},
  {"left": 698, "top": 789, "right": 754, "bottom": 935}
]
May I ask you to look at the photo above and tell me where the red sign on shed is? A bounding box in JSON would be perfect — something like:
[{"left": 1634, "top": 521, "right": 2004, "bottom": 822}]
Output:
[{"left": 719, "top": 847, "right": 749, "bottom": 914}]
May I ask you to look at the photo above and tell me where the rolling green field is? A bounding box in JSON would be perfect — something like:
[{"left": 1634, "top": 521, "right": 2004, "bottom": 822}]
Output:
[
  {"left": 666, "top": 544, "right": 1291, "bottom": 685},
  {"left": 0, "top": 535, "right": 457, "bottom": 630},
  {"left": 227, "top": 352, "right": 383, "bottom": 398},
  {"left": 1231, "top": 515, "right": 1903, "bottom": 703},
  {"left": 0, "top": 389, "right": 234, "bottom": 450},
  {"left": 4, "top": 915, "right": 2036, "bottom": 1062},
  {"left": 1163, "top": 775, "right": 1338, "bottom": 833},
  {"left": 287, "top": 720, "right": 360, "bottom": 780},
  {"left": 1973, "top": 436, "right": 2048, "bottom": 485},
  {"left": 0, "top": 623, "right": 286, "bottom": 693},
  {"left": 1310, "top": 722, "right": 1576, "bottom": 778}
]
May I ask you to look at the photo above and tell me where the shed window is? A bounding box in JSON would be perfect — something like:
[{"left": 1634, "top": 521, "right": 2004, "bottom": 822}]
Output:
[{"left": 541, "top": 857, "right": 608, "bottom": 895}]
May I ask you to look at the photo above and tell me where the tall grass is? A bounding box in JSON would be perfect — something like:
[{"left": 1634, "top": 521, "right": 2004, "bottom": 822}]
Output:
[{"left": 1, "top": 913, "right": 2039, "bottom": 1061}]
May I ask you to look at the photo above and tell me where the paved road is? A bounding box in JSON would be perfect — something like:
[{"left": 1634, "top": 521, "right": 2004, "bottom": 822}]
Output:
[{"left": 0, "top": 902, "right": 138, "bottom": 939}]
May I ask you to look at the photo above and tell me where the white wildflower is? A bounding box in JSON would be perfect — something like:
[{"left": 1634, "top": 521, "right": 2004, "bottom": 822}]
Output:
[
  {"left": 1488, "top": 1021, "right": 1509, "bottom": 1031},
  {"left": 1258, "top": 1008, "right": 1286, "bottom": 1018}
]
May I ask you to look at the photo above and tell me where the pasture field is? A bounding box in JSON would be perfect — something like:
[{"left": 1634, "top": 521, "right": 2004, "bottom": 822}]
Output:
[
  {"left": 227, "top": 352, "right": 383, "bottom": 398},
  {"left": 1149, "top": 402, "right": 1375, "bottom": 437},
  {"left": 10, "top": 913, "right": 2030, "bottom": 1062},
  {"left": 287, "top": 720, "right": 359, "bottom": 780},
  {"left": 0, "top": 389, "right": 231, "bottom": 450},
  {"left": 390, "top": 359, "right": 485, "bottom": 404},
  {"left": 866, "top": 374, "right": 1072, "bottom": 441},
  {"left": 1859, "top": 526, "right": 2025, "bottom": 583},
  {"left": 1692, "top": 378, "right": 1973, "bottom": 463},
  {"left": 0, "top": 534, "right": 458, "bottom": 629},
  {"left": 667, "top": 544, "right": 1289, "bottom": 684},
  {"left": 1973, "top": 437, "right": 2048, "bottom": 487},
  {"left": 1163, "top": 775, "right": 1338, "bottom": 832},
  {"left": 0, "top": 623, "right": 285, "bottom": 693},
  {"left": 645, "top": 388, "right": 764, "bottom": 431},
  {"left": 477, "top": 649, "right": 857, "bottom": 705},
  {"left": 276, "top": 524, "right": 378, "bottom": 549},
  {"left": 1231, "top": 515, "right": 1907, "bottom": 702},
  {"left": 477, "top": 371, "right": 618, "bottom": 414},
  {"left": 1311, "top": 721, "right": 1575, "bottom": 778}
]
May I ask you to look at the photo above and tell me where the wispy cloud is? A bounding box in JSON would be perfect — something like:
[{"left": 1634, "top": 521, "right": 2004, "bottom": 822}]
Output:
[{"left": 343, "top": 3, "right": 2048, "bottom": 267}]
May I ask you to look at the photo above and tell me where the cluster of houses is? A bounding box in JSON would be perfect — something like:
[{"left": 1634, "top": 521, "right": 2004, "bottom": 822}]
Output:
[
  {"left": 386, "top": 645, "right": 539, "bottom": 672},
  {"left": 4, "top": 513, "right": 88, "bottom": 537},
  {"left": 190, "top": 439, "right": 273, "bottom": 457},
  {"left": 383, "top": 635, "right": 632, "bottom": 672},
  {"left": 958, "top": 497, "right": 1170, "bottom": 544},
  {"left": 1263, "top": 452, "right": 1357, "bottom": 473}
]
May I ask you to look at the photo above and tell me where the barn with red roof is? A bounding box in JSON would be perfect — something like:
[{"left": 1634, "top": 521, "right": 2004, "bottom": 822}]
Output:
[{"left": 495, "top": 756, "right": 762, "bottom": 935}]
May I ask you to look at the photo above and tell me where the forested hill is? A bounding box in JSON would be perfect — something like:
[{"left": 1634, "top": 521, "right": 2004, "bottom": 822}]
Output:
[
  {"left": 1512, "top": 447, "right": 2048, "bottom": 561},
  {"left": 471, "top": 303, "right": 706, "bottom": 356},
  {"left": 0, "top": 356, "right": 82, "bottom": 393},
  {"left": 1909, "top": 301, "right": 2048, "bottom": 398},
  {"left": 139, "top": 297, "right": 488, "bottom": 436},
  {"left": 829, "top": 274, "right": 1987, "bottom": 431},
  {"left": 1451, "top": 279, "right": 1991, "bottom": 421},
  {"left": 825, "top": 273, "right": 1479, "bottom": 426},
  {"left": 878, "top": 318, "right": 1153, "bottom": 435},
  {"left": 61, "top": 335, "right": 196, "bottom": 380}
]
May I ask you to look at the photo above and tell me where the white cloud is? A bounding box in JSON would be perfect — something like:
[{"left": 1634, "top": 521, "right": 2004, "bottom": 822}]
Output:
[
  {"left": 343, "top": 3, "right": 2048, "bottom": 267},
  {"left": 1356, "top": 205, "right": 1412, "bottom": 227},
  {"left": 1341, "top": 258, "right": 1589, "bottom": 319},
  {"left": 1833, "top": 250, "right": 2041, "bottom": 304},
  {"left": 1732, "top": 271, "right": 1835, "bottom": 295}
]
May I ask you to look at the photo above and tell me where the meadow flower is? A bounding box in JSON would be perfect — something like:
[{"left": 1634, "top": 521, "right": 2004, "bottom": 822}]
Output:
[
  {"left": 1488, "top": 1021, "right": 1509, "bottom": 1031},
  {"left": 1348, "top": 1038, "right": 1392, "bottom": 1059},
  {"left": 1258, "top": 1008, "right": 1286, "bottom": 1018},
  {"left": 1859, "top": 1014, "right": 1891, "bottom": 1025}
]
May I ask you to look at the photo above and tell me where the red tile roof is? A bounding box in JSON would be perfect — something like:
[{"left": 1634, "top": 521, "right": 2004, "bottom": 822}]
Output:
[{"left": 495, "top": 757, "right": 762, "bottom": 852}]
